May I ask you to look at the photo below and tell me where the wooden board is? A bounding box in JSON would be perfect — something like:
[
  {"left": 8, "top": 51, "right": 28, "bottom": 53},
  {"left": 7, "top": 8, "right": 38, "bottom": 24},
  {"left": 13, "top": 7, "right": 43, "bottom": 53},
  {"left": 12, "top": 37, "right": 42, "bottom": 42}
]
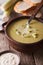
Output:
[
  {"left": 34, "top": 48, "right": 43, "bottom": 65},
  {"left": 0, "top": 33, "right": 9, "bottom": 52}
]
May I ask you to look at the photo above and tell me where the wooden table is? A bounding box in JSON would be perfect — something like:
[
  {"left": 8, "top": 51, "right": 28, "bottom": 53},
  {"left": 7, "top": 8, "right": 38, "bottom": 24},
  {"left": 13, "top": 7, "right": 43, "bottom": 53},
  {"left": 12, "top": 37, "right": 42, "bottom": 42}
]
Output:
[
  {"left": 0, "top": 11, "right": 43, "bottom": 65},
  {"left": 0, "top": 31, "right": 43, "bottom": 65}
]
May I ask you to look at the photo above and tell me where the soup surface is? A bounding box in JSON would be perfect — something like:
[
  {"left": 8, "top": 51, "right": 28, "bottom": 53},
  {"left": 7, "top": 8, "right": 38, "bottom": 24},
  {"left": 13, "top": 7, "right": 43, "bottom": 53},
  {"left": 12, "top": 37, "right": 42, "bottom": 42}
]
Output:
[{"left": 7, "top": 18, "right": 43, "bottom": 44}]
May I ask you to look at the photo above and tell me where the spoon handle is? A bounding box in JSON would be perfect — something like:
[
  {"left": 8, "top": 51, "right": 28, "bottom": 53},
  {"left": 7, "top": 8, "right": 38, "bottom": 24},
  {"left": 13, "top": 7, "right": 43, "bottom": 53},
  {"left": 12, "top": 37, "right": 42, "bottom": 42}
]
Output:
[
  {"left": 33, "top": 1, "right": 43, "bottom": 17},
  {"left": 29, "top": 1, "right": 43, "bottom": 23}
]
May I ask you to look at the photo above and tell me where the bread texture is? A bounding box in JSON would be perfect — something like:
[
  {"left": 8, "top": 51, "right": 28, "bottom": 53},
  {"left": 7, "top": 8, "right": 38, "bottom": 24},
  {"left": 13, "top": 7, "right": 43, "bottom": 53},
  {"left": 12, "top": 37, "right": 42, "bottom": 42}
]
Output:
[{"left": 14, "top": 1, "right": 33, "bottom": 13}]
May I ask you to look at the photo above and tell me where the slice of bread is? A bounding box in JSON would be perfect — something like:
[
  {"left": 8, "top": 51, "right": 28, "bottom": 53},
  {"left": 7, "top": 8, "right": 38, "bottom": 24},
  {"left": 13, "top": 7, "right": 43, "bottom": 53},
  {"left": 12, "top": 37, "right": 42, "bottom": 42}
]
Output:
[
  {"left": 20, "top": 6, "right": 36, "bottom": 15},
  {"left": 14, "top": 1, "right": 33, "bottom": 13},
  {"left": 19, "top": 6, "right": 42, "bottom": 18},
  {"left": 14, "top": 0, "right": 42, "bottom": 15},
  {"left": 23, "top": 0, "right": 35, "bottom": 6},
  {"left": 23, "top": 0, "right": 42, "bottom": 6},
  {"left": 31, "top": 0, "right": 42, "bottom": 4}
]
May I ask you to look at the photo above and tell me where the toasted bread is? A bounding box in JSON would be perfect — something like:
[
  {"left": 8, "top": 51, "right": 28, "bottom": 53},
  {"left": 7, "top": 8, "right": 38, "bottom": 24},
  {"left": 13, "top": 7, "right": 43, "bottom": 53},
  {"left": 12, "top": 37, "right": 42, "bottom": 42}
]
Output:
[
  {"left": 23, "top": 0, "right": 42, "bottom": 6},
  {"left": 20, "top": 6, "right": 37, "bottom": 16},
  {"left": 14, "top": 1, "right": 33, "bottom": 13},
  {"left": 14, "top": 0, "right": 42, "bottom": 17},
  {"left": 31, "top": 0, "right": 42, "bottom": 4}
]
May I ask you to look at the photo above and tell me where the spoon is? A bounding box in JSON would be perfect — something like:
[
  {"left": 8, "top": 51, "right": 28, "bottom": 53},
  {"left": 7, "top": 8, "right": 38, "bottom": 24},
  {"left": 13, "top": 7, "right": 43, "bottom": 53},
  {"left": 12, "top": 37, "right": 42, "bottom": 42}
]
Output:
[{"left": 26, "top": 0, "right": 43, "bottom": 27}]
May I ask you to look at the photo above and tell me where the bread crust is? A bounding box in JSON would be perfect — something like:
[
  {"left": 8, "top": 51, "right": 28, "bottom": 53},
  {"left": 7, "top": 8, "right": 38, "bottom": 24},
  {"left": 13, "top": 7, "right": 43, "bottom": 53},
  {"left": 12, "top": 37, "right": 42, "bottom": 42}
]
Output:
[
  {"left": 14, "top": 1, "right": 34, "bottom": 13},
  {"left": 14, "top": 0, "right": 42, "bottom": 17}
]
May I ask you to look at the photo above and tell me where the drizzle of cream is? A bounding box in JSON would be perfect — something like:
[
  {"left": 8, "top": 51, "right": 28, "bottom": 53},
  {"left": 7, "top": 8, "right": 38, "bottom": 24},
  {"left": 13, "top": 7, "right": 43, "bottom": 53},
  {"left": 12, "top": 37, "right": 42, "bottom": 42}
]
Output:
[{"left": 16, "top": 22, "right": 38, "bottom": 38}]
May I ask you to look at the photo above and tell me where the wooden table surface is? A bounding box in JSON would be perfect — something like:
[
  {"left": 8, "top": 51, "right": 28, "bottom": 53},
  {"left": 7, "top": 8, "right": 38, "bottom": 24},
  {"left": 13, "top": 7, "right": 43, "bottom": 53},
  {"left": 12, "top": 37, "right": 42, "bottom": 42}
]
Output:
[
  {"left": 0, "top": 10, "right": 43, "bottom": 65},
  {"left": 0, "top": 29, "right": 43, "bottom": 65}
]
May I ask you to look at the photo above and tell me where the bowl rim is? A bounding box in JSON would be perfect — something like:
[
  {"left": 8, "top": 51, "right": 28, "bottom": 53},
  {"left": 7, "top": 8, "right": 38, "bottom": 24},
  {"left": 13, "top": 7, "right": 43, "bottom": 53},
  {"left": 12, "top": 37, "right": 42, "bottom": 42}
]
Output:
[{"left": 5, "top": 16, "right": 43, "bottom": 45}]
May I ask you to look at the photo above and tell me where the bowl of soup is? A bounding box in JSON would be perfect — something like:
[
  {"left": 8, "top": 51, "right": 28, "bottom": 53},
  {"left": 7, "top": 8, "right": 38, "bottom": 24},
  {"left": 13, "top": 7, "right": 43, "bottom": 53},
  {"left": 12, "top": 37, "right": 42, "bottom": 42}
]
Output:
[{"left": 4, "top": 16, "right": 43, "bottom": 52}]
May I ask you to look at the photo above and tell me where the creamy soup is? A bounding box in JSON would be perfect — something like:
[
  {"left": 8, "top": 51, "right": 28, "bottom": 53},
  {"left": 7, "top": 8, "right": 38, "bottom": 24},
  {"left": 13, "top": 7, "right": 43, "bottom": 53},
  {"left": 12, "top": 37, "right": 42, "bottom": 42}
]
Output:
[{"left": 7, "top": 19, "right": 43, "bottom": 44}]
